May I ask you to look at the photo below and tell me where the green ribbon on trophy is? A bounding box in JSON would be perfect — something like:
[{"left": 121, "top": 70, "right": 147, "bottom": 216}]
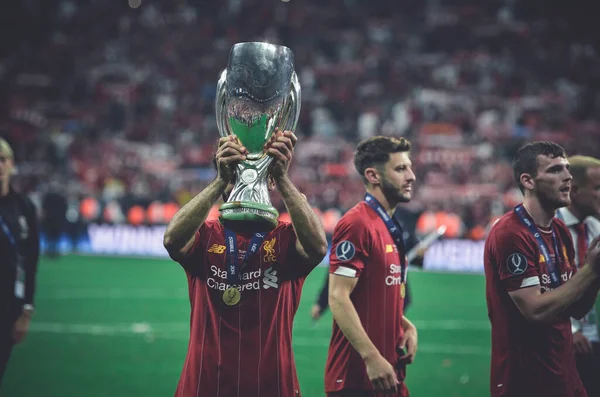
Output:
[{"left": 215, "top": 42, "right": 301, "bottom": 233}]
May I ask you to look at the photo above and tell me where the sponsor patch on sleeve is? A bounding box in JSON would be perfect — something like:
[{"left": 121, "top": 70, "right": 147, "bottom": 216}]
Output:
[{"left": 335, "top": 240, "right": 356, "bottom": 262}]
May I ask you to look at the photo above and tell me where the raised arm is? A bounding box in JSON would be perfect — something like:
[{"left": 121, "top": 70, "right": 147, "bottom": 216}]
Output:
[
  {"left": 163, "top": 136, "right": 246, "bottom": 260},
  {"left": 268, "top": 130, "right": 328, "bottom": 264}
]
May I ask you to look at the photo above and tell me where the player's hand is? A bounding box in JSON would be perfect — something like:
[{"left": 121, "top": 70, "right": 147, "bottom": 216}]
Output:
[
  {"left": 215, "top": 135, "right": 247, "bottom": 184},
  {"left": 397, "top": 324, "right": 418, "bottom": 366},
  {"left": 310, "top": 304, "right": 323, "bottom": 321},
  {"left": 364, "top": 353, "right": 399, "bottom": 394},
  {"left": 265, "top": 129, "right": 296, "bottom": 180},
  {"left": 586, "top": 235, "right": 600, "bottom": 273},
  {"left": 12, "top": 311, "right": 32, "bottom": 344},
  {"left": 573, "top": 331, "right": 593, "bottom": 356}
]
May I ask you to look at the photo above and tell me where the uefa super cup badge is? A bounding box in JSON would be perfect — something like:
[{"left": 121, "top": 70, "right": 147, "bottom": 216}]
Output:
[{"left": 215, "top": 42, "right": 302, "bottom": 233}]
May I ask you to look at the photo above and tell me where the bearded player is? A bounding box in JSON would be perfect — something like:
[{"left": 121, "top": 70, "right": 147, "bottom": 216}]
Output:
[
  {"left": 163, "top": 130, "right": 328, "bottom": 397},
  {"left": 484, "top": 141, "right": 600, "bottom": 397},
  {"left": 325, "top": 136, "right": 418, "bottom": 397}
]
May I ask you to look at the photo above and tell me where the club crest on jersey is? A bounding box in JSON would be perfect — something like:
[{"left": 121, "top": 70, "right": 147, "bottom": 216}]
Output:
[
  {"left": 506, "top": 253, "right": 527, "bottom": 275},
  {"left": 336, "top": 241, "right": 356, "bottom": 262},
  {"left": 263, "top": 238, "right": 277, "bottom": 262}
]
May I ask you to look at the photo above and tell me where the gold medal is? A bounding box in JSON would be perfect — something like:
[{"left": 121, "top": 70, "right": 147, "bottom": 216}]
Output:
[
  {"left": 223, "top": 287, "right": 241, "bottom": 306},
  {"left": 400, "top": 283, "right": 406, "bottom": 299}
]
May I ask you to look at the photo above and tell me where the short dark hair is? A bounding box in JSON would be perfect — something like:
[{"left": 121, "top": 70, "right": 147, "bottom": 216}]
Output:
[
  {"left": 512, "top": 141, "right": 566, "bottom": 193},
  {"left": 354, "top": 136, "right": 411, "bottom": 183}
]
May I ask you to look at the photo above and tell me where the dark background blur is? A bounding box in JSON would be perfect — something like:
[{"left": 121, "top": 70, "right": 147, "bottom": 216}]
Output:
[{"left": 1, "top": 0, "right": 600, "bottom": 242}]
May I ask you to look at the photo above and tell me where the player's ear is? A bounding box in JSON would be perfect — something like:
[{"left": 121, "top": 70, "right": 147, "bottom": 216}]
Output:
[
  {"left": 520, "top": 173, "right": 535, "bottom": 192},
  {"left": 364, "top": 167, "right": 381, "bottom": 186}
]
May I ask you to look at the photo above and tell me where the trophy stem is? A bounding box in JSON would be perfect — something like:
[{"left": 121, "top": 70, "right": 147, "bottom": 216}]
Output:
[{"left": 218, "top": 156, "right": 279, "bottom": 233}]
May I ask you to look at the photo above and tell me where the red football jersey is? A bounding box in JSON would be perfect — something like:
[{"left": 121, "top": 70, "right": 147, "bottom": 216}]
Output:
[
  {"left": 173, "top": 220, "right": 317, "bottom": 397},
  {"left": 325, "top": 201, "right": 409, "bottom": 396},
  {"left": 484, "top": 208, "right": 586, "bottom": 397}
]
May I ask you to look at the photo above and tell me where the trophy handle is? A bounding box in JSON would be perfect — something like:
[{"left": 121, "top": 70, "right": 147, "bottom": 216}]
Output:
[
  {"left": 279, "top": 71, "right": 301, "bottom": 133},
  {"left": 216, "top": 70, "right": 229, "bottom": 139}
]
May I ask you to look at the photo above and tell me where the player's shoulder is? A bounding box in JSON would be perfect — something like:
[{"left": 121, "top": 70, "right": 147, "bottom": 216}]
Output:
[
  {"left": 199, "top": 219, "right": 226, "bottom": 240},
  {"left": 203, "top": 219, "right": 223, "bottom": 231},
  {"left": 335, "top": 202, "right": 374, "bottom": 230},
  {"left": 487, "top": 210, "right": 529, "bottom": 244},
  {"left": 272, "top": 220, "right": 295, "bottom": 236}
]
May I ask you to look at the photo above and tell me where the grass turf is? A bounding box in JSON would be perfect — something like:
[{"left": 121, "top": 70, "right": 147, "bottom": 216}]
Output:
[{"left": 1, "top": 256, "right": 490, "bottom": 397}]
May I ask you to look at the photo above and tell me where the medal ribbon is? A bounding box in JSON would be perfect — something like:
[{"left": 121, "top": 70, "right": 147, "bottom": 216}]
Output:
[
  {"left": 224, "top": 229, "right": 266, "bottom": 287},
  {"left": 364, "top": 193, "right": 408, "bottom": 283},
  {"left": 514, "top": 204, "right": 562, "bottom": 288}
]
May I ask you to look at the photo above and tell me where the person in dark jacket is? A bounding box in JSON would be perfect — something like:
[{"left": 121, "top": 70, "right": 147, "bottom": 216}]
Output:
[{"left": 0, "top": 138, "right": 40, "bottom": 385}]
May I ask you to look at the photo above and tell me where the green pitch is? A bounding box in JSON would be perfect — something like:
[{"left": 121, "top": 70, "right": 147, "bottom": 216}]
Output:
[{"left": 1, "top": 256, "right": 490, "bottom": 397}]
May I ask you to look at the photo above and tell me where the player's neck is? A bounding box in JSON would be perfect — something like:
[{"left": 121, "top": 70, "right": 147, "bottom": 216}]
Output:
[
  {"left": 366, "top": 188, "right": 396, "bottom": 217},
  {"left": 522, "top": 196, "right": 555, "bottom": 228},
  {"left": 566, "top": 204, "right": 586, "bottom": 222}
]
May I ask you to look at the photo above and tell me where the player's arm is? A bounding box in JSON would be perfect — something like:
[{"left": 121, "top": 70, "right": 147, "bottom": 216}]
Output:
[
  {"left": 509, "top": 235, "right": 600, "bottom": 325},
  {"left": 509, "top": 265, "right": 599, "bottom": 324},
  {"left": 276, "top": 175, "right": 327, "bottom": 263},
  {"left": 163, "top": 136, "right": 245, "bottom": 260},
  {"left": 329, "top": 273, "right": 399, "bottom": 394},
  {"left": 510, "top": 236, "right": 600, "bottom": 323},
  {"left": 568, "top": 280, "right": 600, "bottom": 319},
  {"left": 269, "top": 130, "right": 328, "bottom": 264},
  {"left": 567, "top": 245, "right": 600, "bottom": 319}
]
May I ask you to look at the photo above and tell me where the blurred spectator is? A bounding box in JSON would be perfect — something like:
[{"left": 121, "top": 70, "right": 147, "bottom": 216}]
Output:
[
  {"left": 1, "top": 0, "right": 600, "bottom": 242},
  {"left": 41, "top": 182, "right": 67, "bottom": 258}
]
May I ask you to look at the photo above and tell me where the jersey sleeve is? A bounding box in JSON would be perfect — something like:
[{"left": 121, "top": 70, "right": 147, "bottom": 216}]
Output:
[
  {"left": 175, "top": 221, "right": 216, "bottom": 276},
  {"left": 492, "top": 228, "right": 540, "bottom": 292},
  {"left": 329, "top": 215, "right": 370, "bottom": 278}
]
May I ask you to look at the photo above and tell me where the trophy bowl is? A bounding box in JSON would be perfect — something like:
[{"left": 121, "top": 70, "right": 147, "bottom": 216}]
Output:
[{"left": 215, "top": 42, "right": 301, "bottom": 233}]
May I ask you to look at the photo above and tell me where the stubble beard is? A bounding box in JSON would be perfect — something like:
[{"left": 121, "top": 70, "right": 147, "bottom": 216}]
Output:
[{"left": 381, "top": 176, "right": 410, "bottom": 206}]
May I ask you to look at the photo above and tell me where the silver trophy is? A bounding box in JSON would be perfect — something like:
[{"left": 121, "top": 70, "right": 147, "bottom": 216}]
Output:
[{"left": 216, "top": 42, "right": 301, "bottom": 232}]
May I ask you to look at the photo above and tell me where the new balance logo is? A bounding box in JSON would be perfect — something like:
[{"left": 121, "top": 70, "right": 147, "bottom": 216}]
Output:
[
  {"left": 263, "top": 266, "right": 279, "bottom": 289},
  {"left": 207, "top": 244, "right": 226, "bottom": 254},
  {"left": 386, "top": 244, "right": 394, "bottom": 253}
]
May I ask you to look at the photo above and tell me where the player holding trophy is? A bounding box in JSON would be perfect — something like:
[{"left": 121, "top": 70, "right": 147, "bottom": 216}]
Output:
[{"left": 164, "top": 42, "right": 327, "bottom": 397}]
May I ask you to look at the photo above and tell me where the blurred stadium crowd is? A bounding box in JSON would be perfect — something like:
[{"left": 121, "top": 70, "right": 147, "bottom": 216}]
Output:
[{"left": 1, "top": 0, "right": 600, "bottom": 240}]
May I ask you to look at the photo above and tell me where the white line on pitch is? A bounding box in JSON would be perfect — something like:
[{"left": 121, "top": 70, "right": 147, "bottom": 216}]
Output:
[{"left": 28, "top": 322, "right": 489, "bottom": 356}]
